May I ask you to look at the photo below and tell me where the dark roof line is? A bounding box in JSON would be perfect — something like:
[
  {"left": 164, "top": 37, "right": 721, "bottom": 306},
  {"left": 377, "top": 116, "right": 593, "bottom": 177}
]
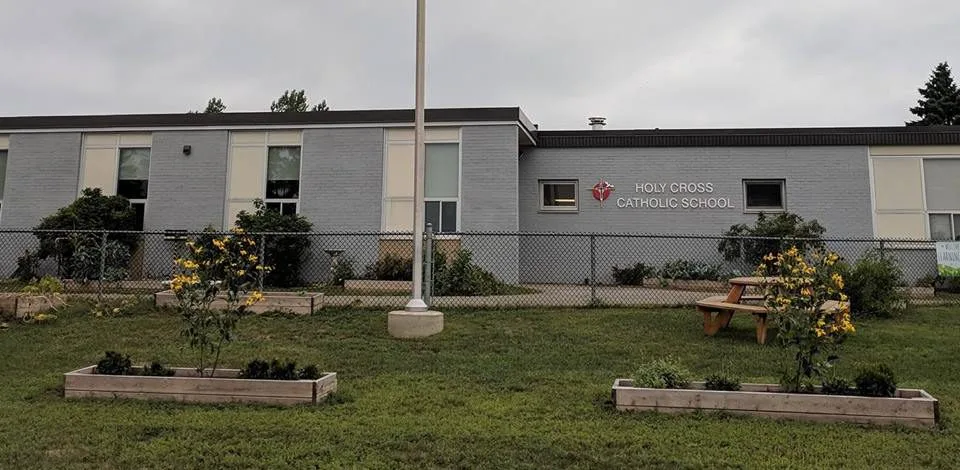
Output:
[
  {"left": 0, "top": 107, "right": 530, "bottom": 131},
  {"left": 536, "top": 126, "right": 960, "bottom": 147}
]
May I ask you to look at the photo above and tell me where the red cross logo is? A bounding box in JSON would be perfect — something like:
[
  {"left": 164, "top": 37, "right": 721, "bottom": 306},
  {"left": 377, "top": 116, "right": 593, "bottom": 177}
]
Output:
[{"left": 591, "top": 179, "right": 615, "bottom": 207}]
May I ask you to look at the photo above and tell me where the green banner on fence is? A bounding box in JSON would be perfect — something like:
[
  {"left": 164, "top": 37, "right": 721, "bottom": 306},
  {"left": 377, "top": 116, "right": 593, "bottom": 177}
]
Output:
[{"left": 936, "top": 241, "right": 960, "bottom": 277}]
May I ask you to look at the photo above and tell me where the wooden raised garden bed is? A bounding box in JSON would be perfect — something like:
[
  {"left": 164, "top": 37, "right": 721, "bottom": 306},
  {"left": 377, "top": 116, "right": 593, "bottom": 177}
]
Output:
[
  {"left": 0, "top": 293, "right": 57, "bottom": 319},
  {"left": 612, "top": 379, "right": 939, "bottom": 428},
  {"left": 64, "top": 366, "right": 337, "bottom": 405},
  {"left": 154, "top": 290, "right": 323, "bottom": 315}
]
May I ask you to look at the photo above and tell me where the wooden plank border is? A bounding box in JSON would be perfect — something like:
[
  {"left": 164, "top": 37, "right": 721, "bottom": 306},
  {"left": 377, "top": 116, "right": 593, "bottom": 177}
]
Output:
[
  {"left": 64, "top": 366, "right": 337, "bottom": 405},
  {"left": 612, "top": 379, "right": 939, "bottom": 428}
]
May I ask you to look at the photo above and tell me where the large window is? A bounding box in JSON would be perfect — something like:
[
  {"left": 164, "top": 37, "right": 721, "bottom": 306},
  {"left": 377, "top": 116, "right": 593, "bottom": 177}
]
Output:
[
  {"left": 424, "top": 143, "right": 459, "bottom": 233},
  {"left": 924, "top": 159, "right": 960, "bottom": 240},
  {"left": 265, "top": 146, "right": 301, "bottom": 216},
  {"left": 117, "top": 148, "right": 150, "bottom": 230},
  {"left": 743, "top": 179, "right": 785, "bottom": 212},
  {"left": 539, "top": 180, "right": 578, "bottom": 212},
  {"left": 0, "top": 150, "right": 7, "bottom": 216}
]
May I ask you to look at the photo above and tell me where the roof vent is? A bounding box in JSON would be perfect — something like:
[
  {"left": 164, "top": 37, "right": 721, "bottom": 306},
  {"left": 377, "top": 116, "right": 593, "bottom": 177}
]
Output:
[{"left": 588, "top": 116, "right": 606, "bottom": 130}]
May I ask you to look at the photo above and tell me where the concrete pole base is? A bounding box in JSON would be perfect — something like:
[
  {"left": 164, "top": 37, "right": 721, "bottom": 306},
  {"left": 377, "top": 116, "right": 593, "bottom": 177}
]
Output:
[{"left": 387, "top": 310, "right": 444, "bottom": 338}]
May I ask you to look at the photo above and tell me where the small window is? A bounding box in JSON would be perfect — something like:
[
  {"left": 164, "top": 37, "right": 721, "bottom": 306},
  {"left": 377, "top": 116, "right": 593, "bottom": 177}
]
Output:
[
  {"left": 266, "top": 146, "right": 301, "bottom": 199},
  {"left": 929, "top": 213, "right": 960, "bottom": 241},
  {"left": 539, "top": 180, "right": 578, "bottom": 212},
  {"left": 117, "top": 148, "right": 150, "bottom": 200},
  {"left": 266, "top": 201, "right": 298, "bottom": 216},
  {"left": 0, "top": 149, "right": 7, "bottom": 216},
  {"left": 743, "top": 180, "right": 785, "bottom": 212},
  {"left": 425, "top": 201, "right": 457, "bottom": 233}
]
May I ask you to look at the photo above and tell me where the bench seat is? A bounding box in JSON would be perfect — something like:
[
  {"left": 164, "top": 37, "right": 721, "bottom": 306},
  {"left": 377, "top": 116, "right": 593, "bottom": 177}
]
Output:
[{"left": 696, "top": 296, "right": 843, "bottom": 344}]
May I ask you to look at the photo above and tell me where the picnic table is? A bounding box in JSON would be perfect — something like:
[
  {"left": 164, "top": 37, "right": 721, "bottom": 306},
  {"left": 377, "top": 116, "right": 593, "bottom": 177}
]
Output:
[{"left": 696, "top": 276, "right": 842, "bottom": 344}]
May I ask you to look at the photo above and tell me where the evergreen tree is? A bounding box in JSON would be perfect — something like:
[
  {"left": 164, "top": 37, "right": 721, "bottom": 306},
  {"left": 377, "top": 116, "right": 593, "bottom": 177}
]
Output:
[
  {"left": 907, "top": 62, "right": 960, "bottom": 126},
  {"left": 202, "top": 97, "right": 227, "bottom": 113}
]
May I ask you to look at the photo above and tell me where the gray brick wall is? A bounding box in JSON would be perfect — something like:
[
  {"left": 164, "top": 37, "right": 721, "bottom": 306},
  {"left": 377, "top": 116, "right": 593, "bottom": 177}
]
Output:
[
  {"left": 298, "top": 128, "right": 385, "bottom": 282},
  {"left": 517, "top": 145, "right": 873, "bottom": 283},
  {"left": 1, "top": 133, "right": 81, "bottom": 229},
  {"left": 142, "top": 130, "right": 229, "bottom": 277},
  {"left": 460, "top": 125, "right": 519, "bottom": 283}
]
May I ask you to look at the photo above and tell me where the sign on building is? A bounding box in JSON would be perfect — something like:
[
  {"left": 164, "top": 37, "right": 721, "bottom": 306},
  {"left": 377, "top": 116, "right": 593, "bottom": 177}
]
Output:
[{"left": 935, "top": 241, "right": 960, "bottom": 277}]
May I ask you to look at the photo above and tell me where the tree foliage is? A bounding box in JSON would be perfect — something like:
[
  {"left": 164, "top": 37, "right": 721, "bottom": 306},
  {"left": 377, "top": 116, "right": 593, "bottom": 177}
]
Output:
[
  {"left": 235, "top": 199, "right": 313, "bottom": 287},
  {"left": 270, "top": 89, "right": 329, "bottom": 112},
  {"left": 907, "top": 62, "right": 960, "bottom": 126},
  {"left": 718, "top": 212, "right": 826, "bottom": 269},
  {"left": 202, "top": 97, "right": 227, "bottom": 114}
]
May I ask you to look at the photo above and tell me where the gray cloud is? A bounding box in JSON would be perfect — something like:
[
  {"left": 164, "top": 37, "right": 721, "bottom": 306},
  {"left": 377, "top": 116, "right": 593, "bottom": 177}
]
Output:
[{"left": 0, "top": 0, "right": 958, "bottom": 129}]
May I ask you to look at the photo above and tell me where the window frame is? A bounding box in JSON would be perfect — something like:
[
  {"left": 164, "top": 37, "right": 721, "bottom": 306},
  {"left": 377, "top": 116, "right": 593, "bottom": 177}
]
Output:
[
  {"left": 928, "top": 212, "right": 960, "bottom": 241},
  {"left": 116, "top": 146, "right": 151, "bottom": 231},
  {"left": 538, "top": 179, "right": 579, "bottom": 213},
  {"left": 423, "top": 142, "right": 461, "bottom": 233},
  {"left": 0, "top": 148, "right": 7, "bottom": 221},
  {"left": 264, "top": 145, "right": 303, "bottom": 215},
  {"left": 742, "top": 179, "right": 786, "bottom": 213}
]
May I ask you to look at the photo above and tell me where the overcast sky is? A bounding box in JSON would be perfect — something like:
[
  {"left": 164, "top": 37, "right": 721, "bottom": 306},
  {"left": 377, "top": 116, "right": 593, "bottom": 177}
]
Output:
[{"left": 1, "top": 0, "right": 958, "bottom": 129}]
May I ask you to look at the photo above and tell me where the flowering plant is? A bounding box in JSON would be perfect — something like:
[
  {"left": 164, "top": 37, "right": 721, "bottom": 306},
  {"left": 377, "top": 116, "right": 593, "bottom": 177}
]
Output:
[
  {"left": 758, "top": 246, "right": 855, "bottom": 392},
  {"left": 170, "top": 228, "right": 270, "bottom": 376}
]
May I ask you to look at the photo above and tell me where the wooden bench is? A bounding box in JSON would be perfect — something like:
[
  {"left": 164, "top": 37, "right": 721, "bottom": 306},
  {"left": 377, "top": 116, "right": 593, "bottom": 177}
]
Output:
[{"left": 696, "top": 296, "right": 841, "bottom": 345}]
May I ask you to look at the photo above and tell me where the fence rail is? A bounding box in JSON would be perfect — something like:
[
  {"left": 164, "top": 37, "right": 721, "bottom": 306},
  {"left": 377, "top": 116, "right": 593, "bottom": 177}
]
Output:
[{"left": 0, "top": 228, "right": 955, "bottom": 309}]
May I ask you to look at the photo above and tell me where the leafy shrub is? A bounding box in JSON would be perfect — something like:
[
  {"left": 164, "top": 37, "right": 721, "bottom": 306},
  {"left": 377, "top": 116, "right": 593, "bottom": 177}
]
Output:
[
  {"left": 20, "top": 276, "right": 66, "bottom": 320},
  {"left": 633, "top": 358, "right": 693, "bottom": 389},
  {"left": 854, "top": 364, "right": 897, "bottom": 397},
  {"left": 328, "top": 257, "right": 356, "bottom": 287},
  {"left": 32, "top": 188, "right": 140, "bottom": 278},
  {"left": 235, "top": 199, "right": 313, "bottom": 287},
  {"left": 611, "top": 262, "right": 655, "bottom": 286},
  {"left": 718, "top": 212, "right": 826, "bottom": 269},
  {"left": 96, "top": 351, "right": 133, "bottom": 375},
  {"left": 704, "top": 373, "right": 741, "bottom": 391},
  {"left": 434, "top": 249, "right": 508, "bottom": 296},
  {"left": 67, "top": 238, "right": 131, "bottom": 283},
  {"left": 12, "top": 249, "right": 41, "bottom": 282},
  {"left": 363, "top": 253, "right": 412, "bottom": 281},
  {"left": 141, "top": 361, "right": 176, "bottom": 377},
  {"left": 239, "top": 359, "right": 322, "bottom": 380},
  {"left": 820, "top": 376, "right": 853, "bottom": 395},
  {"left": 659, "top": 260, "right": 727, "bottom": 281},
  {"left": 837, "top": 251, "right": 906, "bottom": 318}
]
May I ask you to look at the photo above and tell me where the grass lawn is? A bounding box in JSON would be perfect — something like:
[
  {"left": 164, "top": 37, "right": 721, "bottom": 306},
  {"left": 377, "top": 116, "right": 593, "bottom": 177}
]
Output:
[{"left": 0, "top": 305, "right": 958, "bottom": 469}]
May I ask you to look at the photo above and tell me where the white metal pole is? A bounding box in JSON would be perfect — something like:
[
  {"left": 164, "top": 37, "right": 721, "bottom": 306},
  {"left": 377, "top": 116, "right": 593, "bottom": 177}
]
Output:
[{"left": 405, "top": 0, "right": 428, "bottom": 312}]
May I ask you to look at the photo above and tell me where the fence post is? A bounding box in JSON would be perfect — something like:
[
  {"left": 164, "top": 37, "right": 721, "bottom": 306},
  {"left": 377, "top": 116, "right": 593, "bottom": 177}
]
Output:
[
  {"left": 98, "top": 231, "right": 107, "bottom": 305},
  {"left": 879, "top": 239, "right": 886, "bottom": 258},
  {"left": 258, "top": 233, "right": 266, "bottom": 291},
  {"left": 424, "top": 223, "right": 434, "bottom": 307},
  {"left": 590, "top": 233, "right": 597, "bottom": 306}
]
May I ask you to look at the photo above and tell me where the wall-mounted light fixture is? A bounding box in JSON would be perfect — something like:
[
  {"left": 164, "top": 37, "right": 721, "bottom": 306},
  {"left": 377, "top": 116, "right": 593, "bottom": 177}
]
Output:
[{"left": 182, "top": 145, "right": 192, "bottom": 156}]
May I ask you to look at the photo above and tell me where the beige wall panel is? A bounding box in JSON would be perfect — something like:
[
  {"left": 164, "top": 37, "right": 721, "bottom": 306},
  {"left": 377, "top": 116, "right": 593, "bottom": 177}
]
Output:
[
  {"left": 119, "top": 133, "right": 152, "bottom": 147},
  {"left": 873, "top": 158, "right": 924, "bottom": 211},
  {"left": 227, "top": 201, "right": 255, "bottom": 228},
  {"left": 385, "top": 143, "right": 415, "bottom": 198},
  {"left": 84, "top": 134, "right": 120, "bottom": 148},
  {"left": 875, "top": 213, "right": 926, "bottom": 239},
  {"left": 0, "top": 136, "right": 8, "bottom": 149},
  {"left": 871, "top": 145, "right": 960, "bottom": 156},
  {"left": 229, "top": 147, "right": 265, "bottom": 199},
  {"left": 267, "top": 130, "right": 301, "bottom": 146},
  {"left": 82, "top": 148, "right": 118, "bottom": 195},
  {"left": 384, "top": 199, "right": 414, "bottom": 231},
  {"left": 426, "top": 127, "right": 460, "bottom": 141},
  {"left": 386, "top": 128, "right": 461, "bottom": 142},
  {"left": 231, "top": 131, "right": 266, "bottom": 146}
]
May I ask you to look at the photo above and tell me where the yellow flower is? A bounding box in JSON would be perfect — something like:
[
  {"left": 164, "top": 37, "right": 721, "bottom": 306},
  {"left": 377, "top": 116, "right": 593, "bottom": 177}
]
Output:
[
  {"left": 248, "top": 255, "right": 258, "bottom": 263},
  {"left": 245, "top": 291, "right": 264, "bottom": 306},
  {"left": 831, "top": 273, "right": 845, "bottom": 290},
  {"left": 236, "top": 270, "right": 246, "bottom": 276},
  {"left": 212, "top": 239, "right": 226, "bottom": 251},
  {"left": 240, "top": 250, "right": 248, "bottom": 256}
]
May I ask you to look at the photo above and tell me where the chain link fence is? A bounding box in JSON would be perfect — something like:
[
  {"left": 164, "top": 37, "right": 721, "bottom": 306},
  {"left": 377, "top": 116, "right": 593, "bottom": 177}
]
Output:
[{"left": 0, "top": 228, "right": 956, "bottom": 310}]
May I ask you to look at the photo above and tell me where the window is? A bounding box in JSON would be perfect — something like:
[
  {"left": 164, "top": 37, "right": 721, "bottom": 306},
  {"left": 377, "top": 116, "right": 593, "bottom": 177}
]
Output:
[
  {"left": 0, "top": 150, "right": 7, "bottom": 216},
  {"left": 539, "top": 180, "right": 578, "bottom": 211},
  {"left": 424, "top": 143, "right": 459, "bottom": 233},
  {"left": 743, "top": 179, "right": 785, "bottom": 211},
  {"left": 265, "top": 146, "right": 300, "bottom": 215},
  {"left": 117, "top": 148, "right": 150, "bottom": 230},
  {"left": 925, "top": 159, "right": 960, "bottom": 240}
]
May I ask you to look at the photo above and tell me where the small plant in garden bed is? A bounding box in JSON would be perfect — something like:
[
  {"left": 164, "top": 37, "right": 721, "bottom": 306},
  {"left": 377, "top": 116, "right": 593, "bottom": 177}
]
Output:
[
  {"left": 633, "top": 357, "right": 693, "bottom": 389},
  {"left": 239, "top": 359, "right": 322, "bottom": 380},
  {"left": 820, "top": 376, "right": 853, "bottom": 395},
  {"left": 94, "top": 352, "right": 175, "bottom": 377},
  {"left": 855, "top": 364, "right": 897, "bottom": 397},
  {"left": 704, "top": 373, "right": 741, "bottom": 391}
]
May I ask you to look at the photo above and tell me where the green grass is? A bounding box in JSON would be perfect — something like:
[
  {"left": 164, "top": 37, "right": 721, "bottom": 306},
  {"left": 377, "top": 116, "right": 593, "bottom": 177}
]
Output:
[{"left": 0, "top": 306, "right": 958, "bottom": 469}]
